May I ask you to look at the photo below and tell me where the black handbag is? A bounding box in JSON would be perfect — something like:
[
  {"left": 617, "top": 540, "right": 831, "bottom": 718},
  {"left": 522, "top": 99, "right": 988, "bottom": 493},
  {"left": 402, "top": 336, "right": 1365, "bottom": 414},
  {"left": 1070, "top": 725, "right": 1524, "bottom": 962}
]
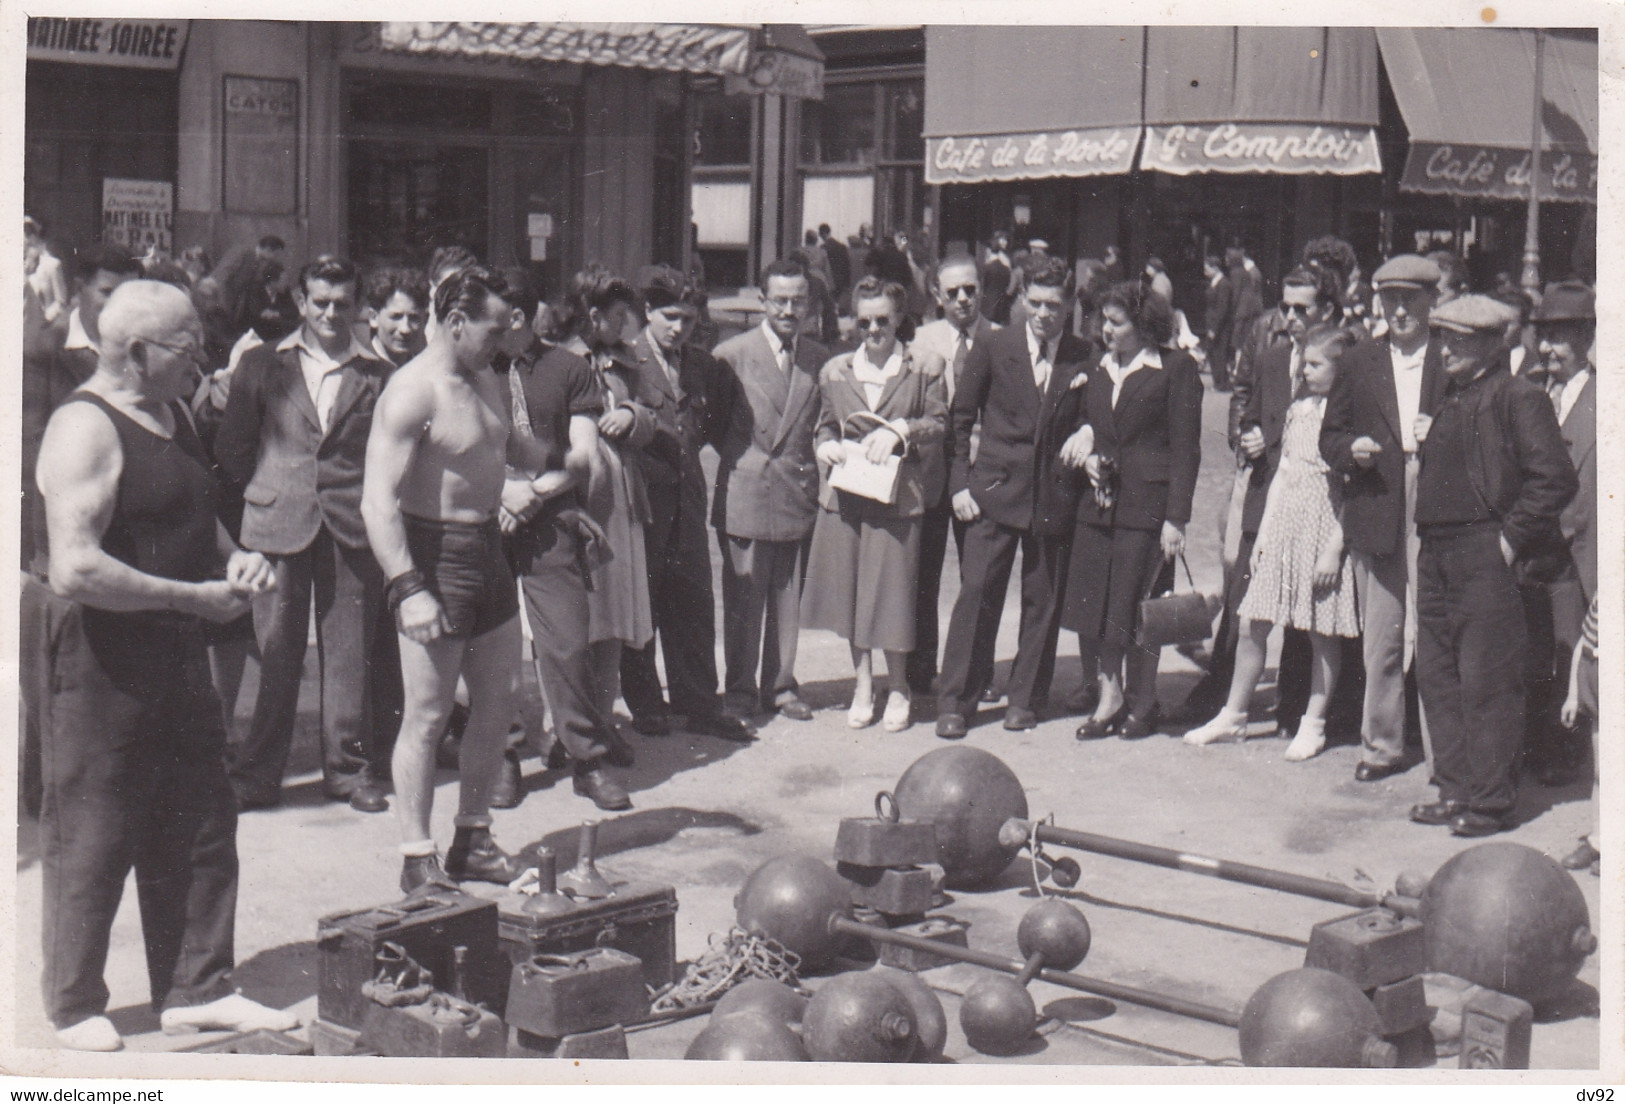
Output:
[{"left": 1136, "top": 552, "right": 1217, "bottom": 649}]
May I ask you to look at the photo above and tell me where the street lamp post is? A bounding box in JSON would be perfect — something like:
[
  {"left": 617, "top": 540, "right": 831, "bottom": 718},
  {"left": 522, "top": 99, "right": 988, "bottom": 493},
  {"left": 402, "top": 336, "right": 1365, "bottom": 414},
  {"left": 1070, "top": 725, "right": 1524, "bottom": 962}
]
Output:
[{"left": 1520, "top": 28, "right": 1545, "bottom": 296}]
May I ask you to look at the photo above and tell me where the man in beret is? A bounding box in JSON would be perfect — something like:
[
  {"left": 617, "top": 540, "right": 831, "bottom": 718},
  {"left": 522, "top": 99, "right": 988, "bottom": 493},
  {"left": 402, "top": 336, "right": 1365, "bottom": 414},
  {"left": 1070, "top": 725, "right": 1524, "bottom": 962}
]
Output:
[
  {"left": 1524, "top": 281, "right": 1597, "bottom": 787},
  {"left": 1408, "top": 294, "right": 1576, "bottom": 836},
  {"left": 620, "top": 266, "right": 752, "bottom": 742},
  {"left": 1320, "top": 255, "right": 1447, "bottom": 783}
]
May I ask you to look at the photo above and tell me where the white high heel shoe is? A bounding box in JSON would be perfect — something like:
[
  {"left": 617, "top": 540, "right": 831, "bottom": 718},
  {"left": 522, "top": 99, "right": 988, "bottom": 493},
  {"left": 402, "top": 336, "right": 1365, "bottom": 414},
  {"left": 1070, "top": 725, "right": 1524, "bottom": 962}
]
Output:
[
  {"left": 848, "top": 690, "right": 876, "bottom": 729},
  {"left": 1284, "top": 716, "right": 1327, "bottom": 761},
  {"left": 1183, "top": 707, "right": 1250, "bottom": 746},
  {"left": 882, "top": 690, "right": 912, "bottom": 732}
]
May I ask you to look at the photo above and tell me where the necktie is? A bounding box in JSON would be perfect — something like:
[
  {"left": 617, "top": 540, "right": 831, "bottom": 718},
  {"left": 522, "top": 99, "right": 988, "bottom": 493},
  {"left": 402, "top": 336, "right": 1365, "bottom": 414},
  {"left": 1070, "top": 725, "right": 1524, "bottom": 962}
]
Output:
[
  {"left": 952, "top": 330, "right": 967, "bottom": 378},
  {"left": 1034, "top": 341, "right": 1051, "bottom": 393},
  {"left": 780, "top": 343, "right": 793, "bottom": 377}
]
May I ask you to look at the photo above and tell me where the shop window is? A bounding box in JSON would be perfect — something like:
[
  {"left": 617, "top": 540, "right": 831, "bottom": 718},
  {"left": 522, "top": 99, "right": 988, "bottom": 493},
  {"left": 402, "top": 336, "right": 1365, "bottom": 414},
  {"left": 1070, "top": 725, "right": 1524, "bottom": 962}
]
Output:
[
  {"left": 802, "top": 175, "right": 874, "bottom": 244},
  {"left": 881, "top": 81, "right": 924, "bottom": 162},
  {"left": 512, "top": 86, "right": 579, "bottom": 137},
  {"left": 348, "top": 79, "right": 491, "bottom": 132},
  {"left": 348, "top": 141, "right": 488, "bottom": 266},
  {"left": 695, "top": 91, "right": 752, "bottom": 167},
  {"left": 800, "top": 82, "right": 877, "bottom": 167}
]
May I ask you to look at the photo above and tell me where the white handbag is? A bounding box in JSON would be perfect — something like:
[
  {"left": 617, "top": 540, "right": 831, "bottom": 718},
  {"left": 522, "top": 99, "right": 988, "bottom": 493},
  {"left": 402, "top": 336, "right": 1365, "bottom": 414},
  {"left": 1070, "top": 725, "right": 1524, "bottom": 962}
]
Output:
[{"left": 827, "top": 411, "right": 903, "bottom": 506}]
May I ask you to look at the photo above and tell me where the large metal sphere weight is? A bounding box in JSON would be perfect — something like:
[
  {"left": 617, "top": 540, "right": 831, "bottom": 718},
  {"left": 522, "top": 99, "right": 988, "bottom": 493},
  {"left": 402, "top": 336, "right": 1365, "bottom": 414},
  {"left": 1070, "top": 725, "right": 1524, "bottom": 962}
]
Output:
[
  {"left": 959, "top": 975, "right": 1038, "bottom": 1056},
  {"left": 1421, "top": 842, "right": 1597, "bottom": 1007},
  {"left": 1240, "top": 968, "right": 1398, "bottom": 1068},
  {"left": 713, "top": 979, "right": 809, "bottom": 1026},
  {"left": 686, "top": 1013, "right": 810, "bottom": 1061},
  {"left": 894, "top": 747, "right": 1029, "bottom": 889},
  {"left": 802, "top": 973, "right": 918, "bottom": 1063},
  {"left": 1017, "top": 900, "right": 1092, "bottom": 971},
  {"left": 734, "top": 854, "right": 854, "bottom": 971},
  {"left": 876, "top": 968, "right": 948, "bottom": 1063}
]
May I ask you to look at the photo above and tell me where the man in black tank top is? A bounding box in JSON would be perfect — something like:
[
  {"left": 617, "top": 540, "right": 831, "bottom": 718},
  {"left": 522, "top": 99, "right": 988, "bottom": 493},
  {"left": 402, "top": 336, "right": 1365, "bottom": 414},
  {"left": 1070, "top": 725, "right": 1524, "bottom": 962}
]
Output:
[{"left": 35, "top": 281, "right": 298, "bottom": 1051}]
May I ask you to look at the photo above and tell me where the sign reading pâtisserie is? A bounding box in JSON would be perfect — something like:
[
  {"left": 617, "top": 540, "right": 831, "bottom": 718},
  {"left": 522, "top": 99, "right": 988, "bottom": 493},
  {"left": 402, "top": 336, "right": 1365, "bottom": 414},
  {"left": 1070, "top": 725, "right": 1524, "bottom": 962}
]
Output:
[
  {"left": 27, "top": 17, "right": 189, "bottom": 70},
  {"left": 1401, "top": 143, "right": 1597, "bottom": 203}
]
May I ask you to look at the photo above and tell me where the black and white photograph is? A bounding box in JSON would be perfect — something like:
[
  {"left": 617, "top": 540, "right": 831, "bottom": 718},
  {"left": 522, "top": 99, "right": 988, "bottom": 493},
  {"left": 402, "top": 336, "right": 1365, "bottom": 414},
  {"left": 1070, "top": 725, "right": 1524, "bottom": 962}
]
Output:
[{"left": 6, "top": 0, "right": 1617, "bottom": 1088}]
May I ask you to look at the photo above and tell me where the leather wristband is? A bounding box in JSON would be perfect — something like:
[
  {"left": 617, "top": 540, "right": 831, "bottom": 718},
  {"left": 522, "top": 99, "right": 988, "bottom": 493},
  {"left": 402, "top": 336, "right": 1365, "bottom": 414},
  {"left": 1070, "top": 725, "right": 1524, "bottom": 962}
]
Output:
[{"left": 386, "top": 568, "right": 429, "bottom": 612}]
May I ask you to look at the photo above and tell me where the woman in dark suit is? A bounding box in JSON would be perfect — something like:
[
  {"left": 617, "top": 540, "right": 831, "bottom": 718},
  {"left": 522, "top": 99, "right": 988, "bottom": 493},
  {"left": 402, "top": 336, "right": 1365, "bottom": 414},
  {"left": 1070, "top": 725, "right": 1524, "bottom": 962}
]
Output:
[
  {"left": 802, "top": 277, "right": 948, "bottom": 732},
  {"left": 1068, "top": 281, "right": 1203, "bottom": 740}
]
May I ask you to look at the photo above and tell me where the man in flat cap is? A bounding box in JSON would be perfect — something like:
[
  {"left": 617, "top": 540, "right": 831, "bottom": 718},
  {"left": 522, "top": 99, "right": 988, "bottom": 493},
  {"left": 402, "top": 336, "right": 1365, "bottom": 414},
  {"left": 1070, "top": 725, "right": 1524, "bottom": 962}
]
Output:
[
  {"left": 620, "top": 265, "right": 752, "bottom": 742},
  {"left": 1320, "top": 255, "right": 1447, "bottom": 783},
  {"left": 1408, "top": 294, "right": 1576, "bottom": 836}
]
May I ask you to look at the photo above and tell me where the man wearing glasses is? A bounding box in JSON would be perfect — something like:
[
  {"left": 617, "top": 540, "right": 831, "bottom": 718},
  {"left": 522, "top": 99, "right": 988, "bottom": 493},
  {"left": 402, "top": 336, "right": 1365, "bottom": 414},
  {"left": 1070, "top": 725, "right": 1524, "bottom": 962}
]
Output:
[
  {"left": 215, "top": 255, "right": 393, "bottom": 814},
  {"left": 35, "top": 281, "right": 297, "bottom": 1049},
  {"left": 1320, "top": 255, "right": 1448, "bottom": 784},
  {"left": 710, "top": 257, "right": 830, "bottom": 723},
  {"left": 906, "top": 255, "right": 1000, "bottom": 699},
  {"left": 936, "top": 257, "right": 1093, "bottom": 737}
]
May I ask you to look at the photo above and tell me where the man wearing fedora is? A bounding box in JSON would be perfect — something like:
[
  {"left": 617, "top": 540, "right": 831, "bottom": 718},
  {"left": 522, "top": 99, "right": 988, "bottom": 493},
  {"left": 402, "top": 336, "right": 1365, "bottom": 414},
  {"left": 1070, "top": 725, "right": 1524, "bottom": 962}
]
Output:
[
  {"left": 1408, "top": 295, "right": 1576, "bottom": 837},
  {"left": 1320, "top": 255, "right": 1447, "bottom": 783}
]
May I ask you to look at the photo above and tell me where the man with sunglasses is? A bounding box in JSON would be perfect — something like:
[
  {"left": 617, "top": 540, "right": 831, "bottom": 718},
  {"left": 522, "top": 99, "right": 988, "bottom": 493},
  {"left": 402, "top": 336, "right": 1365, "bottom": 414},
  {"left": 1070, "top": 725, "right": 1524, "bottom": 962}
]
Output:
[
  {"left": 710, "top": 257, "right": 829, "bottom": 723},
  {"left": 1320, "top": 255, "right": 1449, "bottom": 784},
  {"left": 907, "top": 255, "right": 1000, "bottom": 698},
  {"left": 35, "top": 280, "right": 297, "bottom": 1049},
  {"left": 215, "top": 255, "right": 393, "bottom": 814}
]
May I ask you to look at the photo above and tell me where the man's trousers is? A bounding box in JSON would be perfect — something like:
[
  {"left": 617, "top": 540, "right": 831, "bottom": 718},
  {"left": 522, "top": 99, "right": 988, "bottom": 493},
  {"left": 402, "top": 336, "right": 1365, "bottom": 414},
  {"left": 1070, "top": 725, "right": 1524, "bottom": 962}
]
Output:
[
  {"left": 519, "top": 522, "right": 612, "bottom": 764},
  {"left": 621, "top": 482, "right": 722, "bottom": 721},
  {"left": 719, "top": 534, "right": 807, "bottom": 714}
]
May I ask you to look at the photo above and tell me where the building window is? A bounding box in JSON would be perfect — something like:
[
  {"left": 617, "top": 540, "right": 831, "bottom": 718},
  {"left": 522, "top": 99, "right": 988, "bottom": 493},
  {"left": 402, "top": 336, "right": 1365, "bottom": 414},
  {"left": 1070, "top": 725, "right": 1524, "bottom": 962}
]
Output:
[
  {"left": 695, "top": 90, "right": 753, "bottom": 167},
  {"left": 800, "top": 82, "right": 877, "bottom": 166},
  {"left": 882, "top": 81, "right": 924, "bottom": 162}
]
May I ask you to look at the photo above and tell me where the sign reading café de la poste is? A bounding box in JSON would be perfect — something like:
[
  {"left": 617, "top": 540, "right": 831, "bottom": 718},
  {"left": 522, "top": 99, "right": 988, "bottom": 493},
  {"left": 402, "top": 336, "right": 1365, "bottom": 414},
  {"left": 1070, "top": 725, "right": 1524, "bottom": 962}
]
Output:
[
  {"left": 1400, "top": 143, "right": 1598, "bottom": 203},
  {"left": 925, "top": 128, "right": 1141, "bottom": 185},
  {"left": 1140, "top": 124, "right": 1382, "bottom": 176}
]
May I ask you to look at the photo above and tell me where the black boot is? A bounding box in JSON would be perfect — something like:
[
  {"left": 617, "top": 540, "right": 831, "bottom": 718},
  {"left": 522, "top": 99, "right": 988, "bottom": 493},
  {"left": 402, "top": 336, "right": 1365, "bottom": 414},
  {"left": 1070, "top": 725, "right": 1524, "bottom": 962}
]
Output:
[{"left": 445, "top": 823, "right": 523, "bottom": 885}]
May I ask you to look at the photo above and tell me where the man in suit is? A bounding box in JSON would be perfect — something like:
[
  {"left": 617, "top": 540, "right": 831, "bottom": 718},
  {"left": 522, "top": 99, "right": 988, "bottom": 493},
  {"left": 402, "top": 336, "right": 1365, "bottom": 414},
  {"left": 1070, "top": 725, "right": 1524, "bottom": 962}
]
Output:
[
  {"left": 1183, "top": 268, "right": 1329, "bottom": 732},
  {"left": 1524, "top": 281, "right": 1596, "bottom": 785},
  {"left": 215, "top": 255, "right": 392, "bottom": 813},
  {"left": 1201, "top": 254, "right": 1235, "bottom": 392},
  {"left": 905, "top": 255, "right": 1001, "bottom": 698},
  {"left": 619, "top": 265, "right": 752, "bottom": 742},
  {"left": 1409, "top": 295, "right": 1576, "bottom": 836},
  {"left": 936, "top": 257, "right": 1093, "bottom": 737},
  {"left": 1226, "top": 245, "right": 1265, "bottom": 367},
  {"left": 1320, "top": 255, "right": 1447, "bottom": 783},
  {"left": 818, "top": 224, "right": 851, "bottom": 308},
  {"left": 711, "top": 257, "right": 829, "bottom": 722}
]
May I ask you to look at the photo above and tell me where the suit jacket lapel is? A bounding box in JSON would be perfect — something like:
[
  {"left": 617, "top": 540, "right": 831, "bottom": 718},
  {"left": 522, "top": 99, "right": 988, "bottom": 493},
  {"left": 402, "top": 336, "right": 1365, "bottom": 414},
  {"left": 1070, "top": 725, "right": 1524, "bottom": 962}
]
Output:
[
  {"left": 323, "top": 358, "right": 379, "bottom": 437},
  {"left": 1420, "top": 337, "right": 1447, "bottom": 415},
  {"left": 634, "top": 332, "right": 679, "bottom": 403},
  {"left": 279, "top": 348, "right": 322, "bottom": 432},
  {"left": 1373, "top": 340, "right": 1404, "bottom": 441},
  {"left": 871, "top": 349, "right": 916, "bottom": 415}
]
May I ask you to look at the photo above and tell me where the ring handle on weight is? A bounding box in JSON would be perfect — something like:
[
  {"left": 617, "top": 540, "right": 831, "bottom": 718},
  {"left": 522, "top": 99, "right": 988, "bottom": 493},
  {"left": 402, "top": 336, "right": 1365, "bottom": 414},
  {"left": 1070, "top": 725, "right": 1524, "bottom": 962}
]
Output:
[{"left": 874, "top": 790, "right": 899, "bottom": 822}]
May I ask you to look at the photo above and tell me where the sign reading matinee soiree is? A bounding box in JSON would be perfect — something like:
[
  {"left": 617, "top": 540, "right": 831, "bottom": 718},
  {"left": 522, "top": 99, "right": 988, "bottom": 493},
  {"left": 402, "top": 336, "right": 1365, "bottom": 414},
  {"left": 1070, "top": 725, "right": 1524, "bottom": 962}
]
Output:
[
  {"left": 925, "top": 128, "right": 1141, "bottom": 185},
  {"left": 102, "top": 179, "right": 173, "bottom": 256},
  {"left": 27, "top": 18, "right": 189, "bottom": 70},
  {"left": 1401, "top": 143, "right": 1597, "bottom": 204},
  {"left": 1140, "top": 124, "right": 1382, "bottom": 176}
]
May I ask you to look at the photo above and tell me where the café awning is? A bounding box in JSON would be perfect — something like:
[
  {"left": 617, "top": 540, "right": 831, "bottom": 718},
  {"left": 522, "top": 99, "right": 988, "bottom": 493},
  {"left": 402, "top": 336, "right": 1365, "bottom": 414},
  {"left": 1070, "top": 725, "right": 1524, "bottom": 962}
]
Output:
[
  {"left": 377, "top": 23, "right": 824, "bottom": 96},
  {"left": 922, "top": 26, "right": 1145, "bottom": 185},
  {"left": 1140, "top": 27, "right": 1382, "bottom": 176},
  {"left": 1377, "top": 27, "right": 1597, "bottom": 203}
]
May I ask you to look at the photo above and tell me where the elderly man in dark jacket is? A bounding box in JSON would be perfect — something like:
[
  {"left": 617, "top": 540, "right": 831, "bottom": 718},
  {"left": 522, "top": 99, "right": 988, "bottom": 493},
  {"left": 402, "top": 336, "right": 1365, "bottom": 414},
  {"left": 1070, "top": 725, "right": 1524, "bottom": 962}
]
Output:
[{"left": 1407, "top": 295, "right": 1577, "bottom": 837}]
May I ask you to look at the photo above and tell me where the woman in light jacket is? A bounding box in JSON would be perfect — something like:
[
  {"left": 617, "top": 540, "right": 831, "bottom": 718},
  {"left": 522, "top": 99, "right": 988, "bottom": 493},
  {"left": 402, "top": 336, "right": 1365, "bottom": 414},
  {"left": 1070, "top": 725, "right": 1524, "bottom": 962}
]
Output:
[{"left": 802, "top": 277, "right": 948, "bottom": 732}]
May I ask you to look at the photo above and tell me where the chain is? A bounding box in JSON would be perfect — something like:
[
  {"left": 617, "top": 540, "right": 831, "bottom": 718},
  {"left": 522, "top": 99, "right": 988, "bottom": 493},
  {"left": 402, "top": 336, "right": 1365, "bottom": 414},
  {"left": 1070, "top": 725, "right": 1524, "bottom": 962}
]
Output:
[{"left": 650, "top": 927, "right": 803, "bottom": 1013}]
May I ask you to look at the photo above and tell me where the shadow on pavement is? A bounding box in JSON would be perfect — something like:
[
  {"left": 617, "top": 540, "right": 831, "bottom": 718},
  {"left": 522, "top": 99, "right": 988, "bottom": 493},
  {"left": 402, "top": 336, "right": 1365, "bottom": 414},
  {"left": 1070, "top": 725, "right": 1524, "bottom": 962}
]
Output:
[{"left": 232, "top": 940, "right": 321, "bottom": 1014}]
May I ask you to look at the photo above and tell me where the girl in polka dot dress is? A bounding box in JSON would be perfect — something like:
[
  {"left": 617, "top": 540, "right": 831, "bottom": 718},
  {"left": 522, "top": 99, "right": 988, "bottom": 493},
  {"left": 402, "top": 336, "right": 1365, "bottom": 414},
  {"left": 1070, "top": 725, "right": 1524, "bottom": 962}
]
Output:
[{"left": 1186, "top": 326, "right": 1361, "bottom": 760}]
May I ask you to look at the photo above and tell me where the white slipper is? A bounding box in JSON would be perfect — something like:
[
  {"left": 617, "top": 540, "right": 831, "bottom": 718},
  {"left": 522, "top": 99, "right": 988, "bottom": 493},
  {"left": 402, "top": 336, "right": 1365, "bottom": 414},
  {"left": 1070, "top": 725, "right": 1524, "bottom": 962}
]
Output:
[
  {"left": 56, "top": 1015, "right": 122, "bottom": 1052},
  {"left": 160, "top": 993, "right": 301, "bottom": 1035},
  {"left": 882, "top": 691, "right": 912, "bottom": 732},
  {"left": 1183, "top": 708, "right": 1249, "bottom": 746},
  {"left": 1284, "top": 718, "right": 1327, "bottom": 762}
]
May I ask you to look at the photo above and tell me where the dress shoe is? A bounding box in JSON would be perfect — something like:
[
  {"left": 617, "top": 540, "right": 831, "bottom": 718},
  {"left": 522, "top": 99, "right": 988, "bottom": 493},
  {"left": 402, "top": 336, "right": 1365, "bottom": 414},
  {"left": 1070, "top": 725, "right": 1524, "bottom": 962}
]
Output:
[
  {"left": 1075, "top": 704, "right": 1129, "bottom": 742},
  {"left": 1408, "top": 800, "right": 1468, "bottom": 826},
  {"left": 489, "top": 750, "right": 524, "bottom": 810},
  {"left": 164, "top": 995, "right": 305, "bottom": 1034},
  {"left": 604, "top": 732, "right": 637, "bottom": 768},
  {"left": 346, "top": 779, "right": 390, "bottom": 814},
  {"left": 1003, "top": 706, "right": 1038, "bottom": 731},
  {"left": 848, "top": 692, "right": 876, "bottom": 729},
  {"left": 56, "top": 1015, "right": 122, "bottom": 1052},
  {"left": 1118, "top": 708, "right": 1162, "bottom": 741},
  {"left": 1560, "top": 838, "right": 1601, "bottom": 871},
  {"left": 631, "top": 712, "right": 671, "bottom": 736},
  {"left": 1450, "top": 810, "right": 1514, "bottom": 838},
  {"left": 935, "top": 712, "right": 967, "bottom": 740},
  {"left": 980, "top": 686, "right": 1002, "bottom": 704},
  {"left": 691, "top": 712, "right": 755, "bottom": 743},
  {"left": 882, "top": 691, "right": 912, "bottom": 733},
  {"left": 1355, "top": 760, "right": 1408, "bottom": 783},
  {"left": 573, "top": 762, "right": 633, "bottom": 811},
  {"left": 160, "top": 994, "right": 300, "bottom": 1036},
  {"left": 446, "top": 825, "right": 524, "bottom": 885},
  {"left": 401, "top": 852, "right": 460, "bottom": 895},
  {"left": 775, "top": 696, "right": 814, "bottom": 722}
]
